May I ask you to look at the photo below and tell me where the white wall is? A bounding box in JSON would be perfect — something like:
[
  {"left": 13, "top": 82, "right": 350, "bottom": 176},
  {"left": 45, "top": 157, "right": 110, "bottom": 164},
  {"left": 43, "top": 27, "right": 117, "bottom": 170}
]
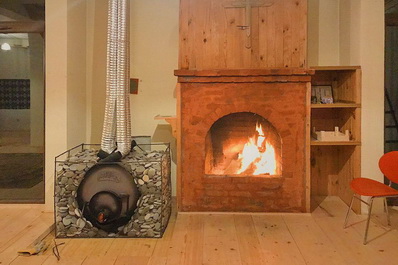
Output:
[
  {"left": 85, "top": 0, "right": 179, "bottom": 195},
  {"left": 0, "top": 39, "right": 29, "bottom": 79},
  {"left": 358, "top": 1, "right": 385, "bottom": 198},
  {"left": 45, "top": 0, "right": 68, "bottom": 210},
  {"left": 0, "top": 110, "right": 30, "bottom": 130},
  {"left": 29, "top": 34, "right": 45, "bottom": 147},
  {"left": 308, "top": 0, "right": 385, "bottom": 213},
  {"left": 0, "top": 39, "right": 30, "bottom": 131},
  {"left": 318, "top": 0, "right": 340, "bottom": 65},
  {"left": 129, "top": 0, "right": 179, "bottom": 194},
  {"left": 43, "top": 0, "right": 384, "bottom": 212},
  {"left": 67, "top": 0, "right": 87, "bottom": 148},
  {"left": 45, "top": 0, "right": 178, "bottom": 210}
]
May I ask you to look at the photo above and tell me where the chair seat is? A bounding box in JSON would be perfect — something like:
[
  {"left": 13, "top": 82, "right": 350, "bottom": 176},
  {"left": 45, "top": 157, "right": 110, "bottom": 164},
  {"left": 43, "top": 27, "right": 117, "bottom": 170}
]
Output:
[{"left": 350, "top": 178, "right": 398, "bottom": 197}]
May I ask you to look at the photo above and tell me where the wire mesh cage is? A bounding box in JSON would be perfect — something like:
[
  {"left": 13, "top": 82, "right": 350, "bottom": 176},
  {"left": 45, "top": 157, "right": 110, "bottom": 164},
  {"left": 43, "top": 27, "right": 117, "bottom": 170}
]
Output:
[{"left": 54, "top": 142, "right": 171, "bottom": 238}]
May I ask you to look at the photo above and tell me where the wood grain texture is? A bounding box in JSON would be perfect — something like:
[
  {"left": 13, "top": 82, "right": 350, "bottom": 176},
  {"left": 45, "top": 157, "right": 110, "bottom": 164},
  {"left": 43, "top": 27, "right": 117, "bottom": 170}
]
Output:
[
  {"left": 5, "top": 198, "right": 398, "bottom": 265},
  {"left": 202, "top": 214, "right": 241, "bottom": 265},
  {"left": 178, "top": 0, "right": 307, "bottom": 69},
  {"left": 310, "top": 67, "right": 361, "bottom": 213},
  {"left": 0, "top": 21, "right": 44, "bottom": 33}
]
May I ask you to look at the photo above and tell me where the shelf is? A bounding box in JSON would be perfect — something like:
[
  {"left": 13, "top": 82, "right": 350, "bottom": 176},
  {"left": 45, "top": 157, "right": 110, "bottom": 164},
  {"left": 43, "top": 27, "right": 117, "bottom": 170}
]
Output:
[
  {"left": 310, "top": 66, "right": 360, "bottom": 71},
  {"left": 310, "top": 140, "right": 361, "bottom": 146},
  {"left": 311, "top": 103, "right": 360, "bottom": 109},
  {"left": 154, "top": 115, "right": 177, "bottom": 138},
  {"left": 310, "top": 66, "right": 361, "bottom": 213}
]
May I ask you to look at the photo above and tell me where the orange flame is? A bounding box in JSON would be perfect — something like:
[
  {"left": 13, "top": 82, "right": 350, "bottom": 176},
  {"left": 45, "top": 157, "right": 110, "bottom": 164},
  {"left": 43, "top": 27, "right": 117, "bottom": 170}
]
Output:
[{"left": 237, "top": 123, "right": 277, "bottom": 175}]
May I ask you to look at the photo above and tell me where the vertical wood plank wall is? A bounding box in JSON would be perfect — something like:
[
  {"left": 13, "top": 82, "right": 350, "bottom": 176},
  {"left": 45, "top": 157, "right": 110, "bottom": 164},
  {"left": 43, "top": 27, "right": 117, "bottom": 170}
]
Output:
[{"left": 179, "top": 0, "right": 307, "bottom": 70}]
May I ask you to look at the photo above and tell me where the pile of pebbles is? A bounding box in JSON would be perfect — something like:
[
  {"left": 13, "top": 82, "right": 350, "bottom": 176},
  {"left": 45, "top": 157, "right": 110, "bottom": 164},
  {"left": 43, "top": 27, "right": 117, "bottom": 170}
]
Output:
[{"left": 55, "top": 144, "right": 172, "bottom": 238}]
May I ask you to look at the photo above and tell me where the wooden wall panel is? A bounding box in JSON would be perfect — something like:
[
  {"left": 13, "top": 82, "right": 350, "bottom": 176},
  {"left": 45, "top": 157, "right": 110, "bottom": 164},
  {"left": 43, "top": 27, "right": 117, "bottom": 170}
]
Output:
[{"left": 179, "top": 0, "right": 307, "bottom": 70}]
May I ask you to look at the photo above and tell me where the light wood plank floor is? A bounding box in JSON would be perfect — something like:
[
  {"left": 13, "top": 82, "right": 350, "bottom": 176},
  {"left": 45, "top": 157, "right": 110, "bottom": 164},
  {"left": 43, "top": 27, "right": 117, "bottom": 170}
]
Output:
[{"left": 3, "top": 197, "right": 398, "bottom": 265}]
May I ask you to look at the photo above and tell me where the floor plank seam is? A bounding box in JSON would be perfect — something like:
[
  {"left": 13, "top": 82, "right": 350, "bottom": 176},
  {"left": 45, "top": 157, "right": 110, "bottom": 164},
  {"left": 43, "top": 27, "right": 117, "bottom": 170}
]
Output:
[{"left": 281, "top": 216, "right": 307, "bottom": 264}]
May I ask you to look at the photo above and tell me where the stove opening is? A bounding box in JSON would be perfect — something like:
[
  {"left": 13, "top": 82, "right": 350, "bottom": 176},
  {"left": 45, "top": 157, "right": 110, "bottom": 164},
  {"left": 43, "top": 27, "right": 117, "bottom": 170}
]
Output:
[
  {"left": 205, "top": 112, "right": 282, "bottom": 177},
  {"left": 76, "top": 164, "right": 140, "bottom": 232}
]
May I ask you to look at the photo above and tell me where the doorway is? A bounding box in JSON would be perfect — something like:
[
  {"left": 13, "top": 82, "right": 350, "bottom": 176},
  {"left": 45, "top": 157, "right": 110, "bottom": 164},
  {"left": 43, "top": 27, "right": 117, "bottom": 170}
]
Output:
[{"left": 0, "top": 1, "right": 45, "bottom": 203}]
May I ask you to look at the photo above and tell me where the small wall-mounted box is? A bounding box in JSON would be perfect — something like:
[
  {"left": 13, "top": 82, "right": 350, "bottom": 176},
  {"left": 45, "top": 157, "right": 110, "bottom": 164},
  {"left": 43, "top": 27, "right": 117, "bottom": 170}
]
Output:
[{"left": 312, "top": 127, "right": 350, "bottom": 141}]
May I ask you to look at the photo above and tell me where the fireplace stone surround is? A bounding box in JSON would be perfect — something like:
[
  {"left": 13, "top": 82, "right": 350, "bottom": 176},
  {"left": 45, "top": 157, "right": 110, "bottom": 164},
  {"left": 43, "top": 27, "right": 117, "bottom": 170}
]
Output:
[{"left": 175, "top": 68, "right": 313, "bottom": 212}]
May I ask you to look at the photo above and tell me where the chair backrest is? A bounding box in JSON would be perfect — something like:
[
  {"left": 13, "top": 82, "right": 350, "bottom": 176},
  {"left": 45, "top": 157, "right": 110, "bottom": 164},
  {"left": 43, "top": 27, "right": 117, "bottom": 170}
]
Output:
[{"left": 379, "top": 151, "right": 398, "bottom": 184}]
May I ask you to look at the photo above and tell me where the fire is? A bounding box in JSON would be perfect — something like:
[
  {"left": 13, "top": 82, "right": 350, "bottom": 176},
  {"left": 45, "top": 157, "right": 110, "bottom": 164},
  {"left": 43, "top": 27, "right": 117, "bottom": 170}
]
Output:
[{"left": 236, "top": 123, "right": 277, "bottom": 175}]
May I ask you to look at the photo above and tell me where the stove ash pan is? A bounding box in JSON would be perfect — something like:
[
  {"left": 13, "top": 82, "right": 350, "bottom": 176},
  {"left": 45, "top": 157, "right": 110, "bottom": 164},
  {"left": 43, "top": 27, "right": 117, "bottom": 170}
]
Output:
[{"left": 76, "top": 164, "right": 140, "bottom": 233}]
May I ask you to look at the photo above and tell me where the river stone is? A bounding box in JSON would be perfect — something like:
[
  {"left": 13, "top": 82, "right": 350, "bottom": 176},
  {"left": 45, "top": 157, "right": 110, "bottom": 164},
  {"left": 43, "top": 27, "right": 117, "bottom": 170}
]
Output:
[
  {"left": 68, "top": 226, "right": 78, "bottom": 234},
  {"left": 60, "top": 177, "right": 68, "bottom": 185},
  {"left": 62, "top": 218, "right": 72, "bottom": 226},
  {"left": 71, "top": 216, "right": 78, "bottom": 224},
  {"left": 88, "top": 230, "right": 97, "bottom": 237},
  {"left": 144, "top": 213, "right": 151, "bottom": 221},
  {"left": 146, "top": 229, "right": 154, "bottom": 237},
  {"left": 136, "top": 166, "right": 145, "bottom": 173},
  {"left": 152, "top": 164, "right": 161, "bottom": 171},
  {"left": 153, "top": 213, "right": 160, "bottom": 220},
  {"left": 77, "top": 218, "right": 85, "bottom": 229},
  {"left": 147, "top": 168, "right": 156, "bottom": 177},
  {"left": 64, "top": 171, "right": 75, "bottom": 178},
  {"left": 70, "top": 164, "right": 80, "bottom": 171},
  {"left": 85, "top": 220, "right": 93, "bottom": 228},
  {"left": 58, "top": 222, "right": 65, "bottom": 230},
  {"left": 69, "top": 156, "right": 79, "bottom": 162},
  {"left": 76, "top": 164, "right": 87, "bottom": 171},
  {"left": 154, "top": 223, "right": 161, "bottom": 230},
  {"left": 127, "top": 230, "right": 136, "bottom": 237},
  {"left": 59, "top": 212, "right": 68, "bottom": 218},
  {"left": 147, "top": 153, "right": 157, "bottom": 158},
  {"left": 98, "top": 230, "right": 108, "bottom": 237},
  {"left": 74, "top": 208, "right": 82, "bottom": 217},
  {"left": 59, "top": 206, "right": 68, "bottom": 212},
  {"left": 142, "top": 175, "right": 149, "bottom": 182},
  {"left": 138, "top": 179, "right": 145, "bottom": 185},
  {"left": 56, "top": 165, "right": 64, "bottom": 172},
  {"left": 66, "top": 185, "right": 76, "bottom": 191}
]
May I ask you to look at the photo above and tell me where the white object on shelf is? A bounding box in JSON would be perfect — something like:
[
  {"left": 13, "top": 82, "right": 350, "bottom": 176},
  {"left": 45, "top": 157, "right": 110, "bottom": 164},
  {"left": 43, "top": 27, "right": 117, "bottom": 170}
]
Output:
[{"left": 312, "top": 127, "right": 350, "bottom": 141}]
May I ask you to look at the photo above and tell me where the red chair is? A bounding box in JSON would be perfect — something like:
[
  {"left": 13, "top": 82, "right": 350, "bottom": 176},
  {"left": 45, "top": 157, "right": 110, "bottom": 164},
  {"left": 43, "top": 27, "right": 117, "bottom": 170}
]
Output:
[{"left": 344, "top": 151, "right": 398, "bottom": 244}]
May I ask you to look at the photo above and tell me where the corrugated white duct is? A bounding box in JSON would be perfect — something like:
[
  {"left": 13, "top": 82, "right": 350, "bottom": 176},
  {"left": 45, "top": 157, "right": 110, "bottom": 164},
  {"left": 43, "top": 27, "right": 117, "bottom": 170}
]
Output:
[{"left": 100, "top": 0, "right": 131, "bottom": 160}]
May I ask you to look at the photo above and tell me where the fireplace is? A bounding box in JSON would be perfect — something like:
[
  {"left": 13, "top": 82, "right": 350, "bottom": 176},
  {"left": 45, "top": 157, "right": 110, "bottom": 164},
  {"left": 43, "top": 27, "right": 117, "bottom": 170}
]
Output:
[
  {"left": 205, "top": 112, "right": 282, "bottom": 177},
  {"left": 176, "top": 69, "right": 312, "bottom": 212}
]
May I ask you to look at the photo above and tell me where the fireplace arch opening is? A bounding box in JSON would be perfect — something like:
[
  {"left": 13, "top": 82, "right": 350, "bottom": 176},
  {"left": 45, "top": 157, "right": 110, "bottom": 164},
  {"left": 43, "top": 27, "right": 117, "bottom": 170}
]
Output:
[{"left": 205, "top": 112, "right": 282, "bottom": 177}]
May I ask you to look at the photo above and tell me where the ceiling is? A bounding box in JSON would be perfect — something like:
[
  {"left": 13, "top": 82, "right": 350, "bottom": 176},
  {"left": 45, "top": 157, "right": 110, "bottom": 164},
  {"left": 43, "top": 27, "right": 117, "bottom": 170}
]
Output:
[
  {"left": 386, "top": 0, "right": 398, "bottom": 26},
  {"left": 0, "top": 0, "right": 44, "bottom": 22},
  {"left": 0, "top": 0, "right": 44, "bottom": 36}
]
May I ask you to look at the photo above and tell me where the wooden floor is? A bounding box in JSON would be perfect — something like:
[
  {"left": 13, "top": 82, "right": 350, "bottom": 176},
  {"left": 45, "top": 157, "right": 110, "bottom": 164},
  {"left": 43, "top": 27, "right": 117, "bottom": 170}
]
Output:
[{"left": 2, "top": 197, "right": 398, "bottom": 265}]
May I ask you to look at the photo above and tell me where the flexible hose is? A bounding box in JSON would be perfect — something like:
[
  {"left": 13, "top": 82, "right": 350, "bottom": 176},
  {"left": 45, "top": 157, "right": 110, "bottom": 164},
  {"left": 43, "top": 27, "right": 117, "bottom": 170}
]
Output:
[{"left": 101, "top": 0, "right": 131, "bottom": 157}]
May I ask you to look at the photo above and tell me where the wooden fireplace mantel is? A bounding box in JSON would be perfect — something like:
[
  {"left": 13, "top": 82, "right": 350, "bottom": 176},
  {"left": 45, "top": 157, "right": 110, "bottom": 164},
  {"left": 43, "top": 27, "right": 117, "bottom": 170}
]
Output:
[{"left": 175, "top": 68, "right": 314, "bottom": 83}]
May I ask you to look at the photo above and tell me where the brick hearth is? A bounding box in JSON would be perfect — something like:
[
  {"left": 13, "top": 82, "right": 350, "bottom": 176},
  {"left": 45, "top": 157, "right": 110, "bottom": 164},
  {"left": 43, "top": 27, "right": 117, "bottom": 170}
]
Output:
[{"left": 176, "top": 69, "right": 313, "bottom": 212}]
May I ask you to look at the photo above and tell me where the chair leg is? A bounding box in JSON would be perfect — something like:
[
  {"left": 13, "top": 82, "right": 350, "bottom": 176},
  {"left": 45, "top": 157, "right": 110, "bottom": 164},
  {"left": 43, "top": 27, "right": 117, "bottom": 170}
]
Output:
[
  {"left": 344, "top": 195, "right": 355, "bottom": 229},
  {"left": 364, "top": 197, "right": 374, "bottom": 245},
  {"left": 384, "top": 197, "right": 391, "bottom": 226}
]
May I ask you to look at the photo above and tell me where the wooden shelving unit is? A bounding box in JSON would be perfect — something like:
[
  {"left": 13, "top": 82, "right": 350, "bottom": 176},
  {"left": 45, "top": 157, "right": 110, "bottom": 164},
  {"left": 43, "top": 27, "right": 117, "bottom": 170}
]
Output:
[
  {"left": 310, "top": 66, "right": 361, "bottom": 213},
  {"left": 311, "top": 103, "right": 361, "bottom": 109},
  {"left": 310, "top": 141, "right": 361, "bottom": 146}
]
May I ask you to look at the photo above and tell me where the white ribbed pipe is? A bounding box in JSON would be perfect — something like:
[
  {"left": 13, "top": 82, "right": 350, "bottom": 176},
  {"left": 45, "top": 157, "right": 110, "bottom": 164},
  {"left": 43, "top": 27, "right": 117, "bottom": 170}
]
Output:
[
  {"left": 115, "top": 0, "right": 131, "bottom": 156},
  {"left": 101, "top": 0, "right": 131, "bottom": 157}
]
